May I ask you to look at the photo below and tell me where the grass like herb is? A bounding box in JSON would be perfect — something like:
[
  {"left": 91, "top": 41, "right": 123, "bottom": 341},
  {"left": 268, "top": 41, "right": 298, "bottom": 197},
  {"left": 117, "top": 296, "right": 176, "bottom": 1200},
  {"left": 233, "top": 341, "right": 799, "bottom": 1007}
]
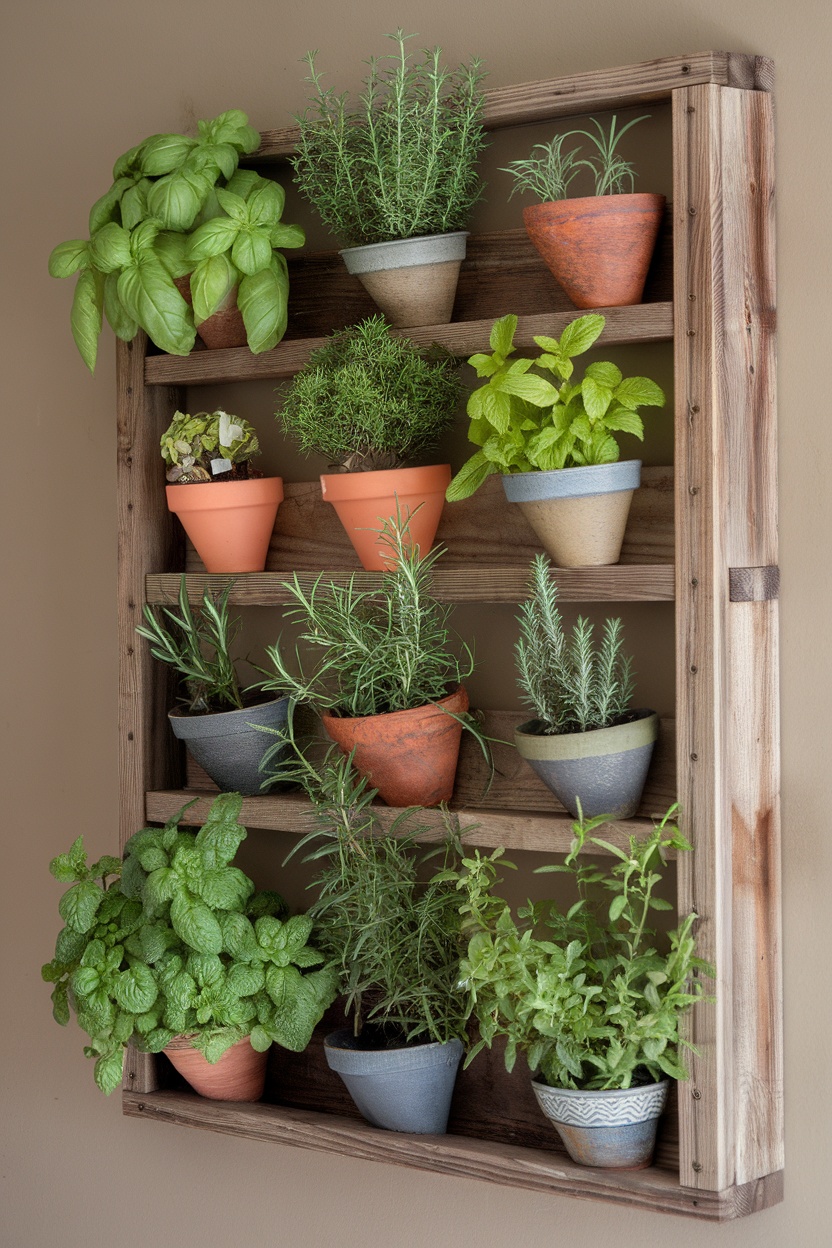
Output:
[{"left": 503, "top": 113, "right": 649, "bottom": 202}]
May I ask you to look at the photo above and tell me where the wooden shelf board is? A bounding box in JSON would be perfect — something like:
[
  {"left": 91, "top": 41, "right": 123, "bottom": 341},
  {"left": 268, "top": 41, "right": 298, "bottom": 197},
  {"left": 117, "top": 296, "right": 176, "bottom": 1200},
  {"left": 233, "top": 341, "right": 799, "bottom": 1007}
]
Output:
[
  {"left": 250, "top": 54, "right": 770, "bottom": 161},
  {"left": 143, "top": 303, "right": 673, "bottom": 387},
  {"left": 122, "top": 1089, "right": 782, "bottom": 1221},
  {"left": 145, "top": 789, "right": 661, "bottom": 856},
  {"left": 146, "top": 564, "right": 675, "bottom": 606}
]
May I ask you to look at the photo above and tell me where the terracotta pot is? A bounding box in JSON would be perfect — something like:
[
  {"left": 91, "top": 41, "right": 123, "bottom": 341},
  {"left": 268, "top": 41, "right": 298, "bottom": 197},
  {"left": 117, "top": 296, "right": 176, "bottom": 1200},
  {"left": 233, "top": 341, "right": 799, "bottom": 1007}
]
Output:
[
  {"left": 320, "top": 464, "right": 450, "bottom": 571},
  {"left": 174, "top": 275, "right": 248, "bottom": 350},
  {"left": 164, "top": 1035, "right": 267, "bottom": 1101},
  {"left": 523, "top": 194, "right": 665, "bottom": 309},
  {"left": 321, "top": 686, "right": 469, "bottom": 807},
  {"left": 340, "top": 232, "right": 468, "bottom": 327},
  {"left": 166, "top": 476, "right": 283, "bottom": 573}
]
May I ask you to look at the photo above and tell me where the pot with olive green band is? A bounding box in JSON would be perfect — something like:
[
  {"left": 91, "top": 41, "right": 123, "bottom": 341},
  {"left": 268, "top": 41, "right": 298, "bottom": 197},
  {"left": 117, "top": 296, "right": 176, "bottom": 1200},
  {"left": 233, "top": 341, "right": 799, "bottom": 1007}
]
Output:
[{"left": 515, "top": 710, "right": 658, "bottom": 819}]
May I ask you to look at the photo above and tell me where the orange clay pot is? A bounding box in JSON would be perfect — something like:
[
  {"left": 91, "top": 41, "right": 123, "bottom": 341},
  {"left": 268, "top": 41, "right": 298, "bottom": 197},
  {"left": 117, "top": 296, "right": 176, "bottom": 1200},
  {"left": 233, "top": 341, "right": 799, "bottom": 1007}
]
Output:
[
  {"left": 523, "top": 194, "right": 666, "bottom": 309},
  {"left": 166, "top": 477, "right": 283, "bottom": 573},
  {"left": 164, "top": 1035, "right": 267, "bottom": 1101},
  {"left": 174, "top": 275, "right": 248, "bottom": 349},
  {"left": 321, "top": 687, "right": 469, "bottom": 807},
  {"left": 320, "top": 464, "right": 451, "bottom": 571}
]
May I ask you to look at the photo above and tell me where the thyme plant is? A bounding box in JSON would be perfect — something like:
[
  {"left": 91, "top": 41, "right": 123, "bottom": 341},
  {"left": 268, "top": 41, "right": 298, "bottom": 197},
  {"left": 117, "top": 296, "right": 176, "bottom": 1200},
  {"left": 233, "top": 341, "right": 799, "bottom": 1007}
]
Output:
[
  {"left": 516, "top": 554, "right": 634, "bottom": 734},
  {"left": 278, "top": 315, "right": 461, "bottom": 472},
  {"left": 292, "top": 30, "right": 487, "bottom": 246}
]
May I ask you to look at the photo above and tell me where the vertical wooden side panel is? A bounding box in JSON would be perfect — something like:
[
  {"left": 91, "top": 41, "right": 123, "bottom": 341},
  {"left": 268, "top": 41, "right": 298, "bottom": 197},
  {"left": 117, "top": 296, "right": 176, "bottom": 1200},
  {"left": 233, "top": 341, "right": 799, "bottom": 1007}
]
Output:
[
  {"left": 117, "top": 335, "right": 183, "bottom": 1093},
  {"left": 673, "top": 84, "right": 781, "bottom": 1192}
]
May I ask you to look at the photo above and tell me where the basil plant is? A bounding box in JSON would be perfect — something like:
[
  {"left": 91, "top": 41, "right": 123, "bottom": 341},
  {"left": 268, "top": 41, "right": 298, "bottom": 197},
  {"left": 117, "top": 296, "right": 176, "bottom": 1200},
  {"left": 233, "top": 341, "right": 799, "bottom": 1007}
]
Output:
[{"left": 48, "top": 111, "right": 304, "bottom": 373}]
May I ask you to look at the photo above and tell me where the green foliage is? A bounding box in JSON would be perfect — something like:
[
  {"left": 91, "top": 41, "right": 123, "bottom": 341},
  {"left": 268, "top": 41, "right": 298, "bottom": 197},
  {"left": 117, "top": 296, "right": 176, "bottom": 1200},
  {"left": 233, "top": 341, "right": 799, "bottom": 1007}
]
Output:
[
  {"left": 135, "top": 576, "right": 244, "bottom": 714},
  {"left": 48, "top": 112, "right": 303, "bottom": 372},
  {"left": 259, "top": 514, "right": 474, "bottom": 717},
  {"left": 516, "top": 554, "right": 634, "bottom": 733},
  {"left": 503, "top": 113, "right": 649, "bottom": 202},
  {"left": 278, "top": 315, "right": 461, "bottom": 472},
  {"left": 287, "top": 746, "right": 469, "bottom": 1044},
  {"left": 446, "top": 313, "right": 665, "bottom": 501},
  {"left": 453, "top": 805, "right": 714, "bottom": 1089},
  {"left": 160, "top": 408, "right": 261, "bottom": 483},
  {"left": 43, "top": 794, "right": 332, "bottom": 1093},
  {"left": 293, "top": 30, "right": 487, "bottom": 246}
]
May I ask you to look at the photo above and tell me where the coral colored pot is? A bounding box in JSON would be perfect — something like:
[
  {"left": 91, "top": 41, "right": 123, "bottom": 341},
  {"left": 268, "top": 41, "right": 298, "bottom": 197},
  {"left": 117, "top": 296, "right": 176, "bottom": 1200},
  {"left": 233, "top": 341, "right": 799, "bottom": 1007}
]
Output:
[
  {"left": 320, "top": 464, "right": 451, "bottom": 571},
  {"left": 523, "top": 194, "right": 665, "bottom": 309},
  {"left": 321, "top": 686, "right": 469, "bottom": 807},
  {"left": 166, "top": 477, "right": 283, "bottom": 573},
  {"left": 174, "top": 275, "right": 248, "bottom": 350},
  {"left": 164, "top": 1035, "right": 268, "bottom": 1101}
]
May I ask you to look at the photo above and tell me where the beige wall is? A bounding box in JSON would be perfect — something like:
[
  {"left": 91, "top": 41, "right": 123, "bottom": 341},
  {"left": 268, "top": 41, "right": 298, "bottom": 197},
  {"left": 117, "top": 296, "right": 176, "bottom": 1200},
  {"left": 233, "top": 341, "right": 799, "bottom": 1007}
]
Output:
[{"left": 2, "top": 0, "right": 828, "bottom": 1243}]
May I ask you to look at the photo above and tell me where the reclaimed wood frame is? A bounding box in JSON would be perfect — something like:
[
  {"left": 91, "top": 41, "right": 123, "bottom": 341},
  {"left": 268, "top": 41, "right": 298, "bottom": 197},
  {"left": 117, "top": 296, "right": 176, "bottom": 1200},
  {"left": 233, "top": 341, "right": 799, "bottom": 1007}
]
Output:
[{"left": 116, "top": 52, "right": 781, "bottom": 1220}]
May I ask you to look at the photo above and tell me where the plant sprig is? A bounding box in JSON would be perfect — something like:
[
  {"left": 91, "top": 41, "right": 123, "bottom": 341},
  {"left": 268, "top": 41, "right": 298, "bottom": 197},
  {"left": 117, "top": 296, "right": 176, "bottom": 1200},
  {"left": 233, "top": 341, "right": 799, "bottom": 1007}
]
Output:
[{"left": 503, "top": 113, "right": 649, "bottom": 203}]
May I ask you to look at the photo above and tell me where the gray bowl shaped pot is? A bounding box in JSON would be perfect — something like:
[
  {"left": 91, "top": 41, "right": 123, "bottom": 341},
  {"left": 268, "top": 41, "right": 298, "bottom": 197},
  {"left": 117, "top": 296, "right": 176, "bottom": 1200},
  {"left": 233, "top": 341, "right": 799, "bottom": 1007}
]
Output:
[
  {"left": 515, "top": 710, "right": 659, "bottom": 819},
  {"left": 324, "top": 1029, "right": 464, "bottom": 1134},
  {"left": 338, "top": 232, "right": 469, "bottom": 328},
  {"left": 532, "top": 1078, "right": 669, "bottom": 1169},
  {"left": 169, "top": 696, "right": 290, "bottom": 796}
]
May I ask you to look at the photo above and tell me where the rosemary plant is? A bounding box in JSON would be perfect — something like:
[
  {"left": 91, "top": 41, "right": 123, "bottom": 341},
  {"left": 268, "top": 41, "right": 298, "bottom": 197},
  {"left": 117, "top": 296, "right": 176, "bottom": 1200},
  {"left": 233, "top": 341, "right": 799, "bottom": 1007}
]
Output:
[
  {"left": 292, "top": 30, "right": 487, "bottom": 246},
  {"left": 135, "top": 577, "right": 244, "bottom": 713},
  {"left": 503, "top": 113, "right": 648, "bottom": 202},
  {"left": 278, "top": 315, "right": 460, "bottom": 472},
  {"left": 573, "top": 114, "right": 649, "bottom": 195},
  {"left": 516, "top": 554, "right": 634, "bottom": 734}
]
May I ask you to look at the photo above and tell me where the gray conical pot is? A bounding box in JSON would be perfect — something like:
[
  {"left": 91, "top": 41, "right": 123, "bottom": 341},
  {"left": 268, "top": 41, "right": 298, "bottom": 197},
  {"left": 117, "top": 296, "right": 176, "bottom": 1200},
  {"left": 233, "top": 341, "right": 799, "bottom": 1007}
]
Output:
[
  {"left": 339, "top": 231, "right": 468, "bottom": 327},
  {"left": 324, "top": 1029, "right": 463, "bottom": 1134},
  {"left": 169, "top": 696, "right": 290, "bottom": 796},
  {"left": 532, "top": 1078, "right": 669, "bottom": 1168},
  {"left": 515, "top": 711, "right": 658, "bottom": 819}
]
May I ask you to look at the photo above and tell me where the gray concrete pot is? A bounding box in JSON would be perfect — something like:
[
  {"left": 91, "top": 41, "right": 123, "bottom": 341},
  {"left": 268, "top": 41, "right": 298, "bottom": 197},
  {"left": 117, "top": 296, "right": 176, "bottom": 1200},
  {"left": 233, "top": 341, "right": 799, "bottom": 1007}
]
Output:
[
  {"left": 324, "top": 1029, "right": 463, "bottom": 1134},
  {"left": 532, "top": 1078, "right": 669, "bottom": 1169},
  {"left": 169, "top": 696, "right": 290, "bottom": 796},
  {"left": 502, "top": 459, "right": 641, "bottom": 567},
  {"left": 515, "top": 711, "right": 658, "bottom": 819},
  {"left": 340, "top": 231, "right": 468, "bottom": 327}
]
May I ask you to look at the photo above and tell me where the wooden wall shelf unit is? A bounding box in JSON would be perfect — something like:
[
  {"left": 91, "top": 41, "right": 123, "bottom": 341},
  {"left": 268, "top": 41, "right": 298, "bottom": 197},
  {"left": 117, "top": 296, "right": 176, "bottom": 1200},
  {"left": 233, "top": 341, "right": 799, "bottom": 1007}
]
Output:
[{"left": 117, "top": 52, "right": 781, "bottom": 1221}]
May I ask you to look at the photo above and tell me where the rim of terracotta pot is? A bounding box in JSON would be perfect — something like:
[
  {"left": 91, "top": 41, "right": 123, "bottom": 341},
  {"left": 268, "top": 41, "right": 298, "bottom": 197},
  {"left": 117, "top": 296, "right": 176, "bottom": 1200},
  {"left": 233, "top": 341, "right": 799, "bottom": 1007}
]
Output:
[
  {"left": 523, "top": 192, "right": 666, "bottom": 225},
  {"left": 340, "top": 231, "right": 469, "bottom": 273},
  {"left": 320, "top": 463, "right": 451, "bottom": 502},
  {"left": 515, "top": 710, "right": 658, "bottom": 762},
  {"left": 322, "top": 685, "right": 469, "bottom": 732},
  {"left": 165, "top": 476, "right": 283, "bottom": 513},
  {"left": 502, "top": 460, "right": 641, "bottom": 504}
]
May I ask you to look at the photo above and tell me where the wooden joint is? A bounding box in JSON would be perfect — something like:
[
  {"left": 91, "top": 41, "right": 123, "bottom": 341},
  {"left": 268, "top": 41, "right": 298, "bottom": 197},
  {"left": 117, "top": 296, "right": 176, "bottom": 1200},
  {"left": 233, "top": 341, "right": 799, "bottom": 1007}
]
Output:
[{"left": 728, "top": 566, "right": 780, "bottom": 602}]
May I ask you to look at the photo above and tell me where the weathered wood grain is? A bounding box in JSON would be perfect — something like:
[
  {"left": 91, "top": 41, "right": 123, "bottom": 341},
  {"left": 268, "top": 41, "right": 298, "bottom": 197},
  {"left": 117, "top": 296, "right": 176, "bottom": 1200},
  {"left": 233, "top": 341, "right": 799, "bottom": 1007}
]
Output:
[
  {"left": 673, "top": 84, "right": 780, "bottom": 1193},
  {"left": 122, "top": 1088, "right": 782, "bottom": 1220},
  {"left": 143, "top": 302, "right": 673, "bottom": 387}
]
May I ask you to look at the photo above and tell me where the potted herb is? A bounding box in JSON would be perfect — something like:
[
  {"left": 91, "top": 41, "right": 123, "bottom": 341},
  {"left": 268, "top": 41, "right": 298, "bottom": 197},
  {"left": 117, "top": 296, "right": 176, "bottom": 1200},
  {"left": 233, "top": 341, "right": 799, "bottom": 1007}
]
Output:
[
  {"left": 455, "top": 806, "right": 713, "bottom": 1168},
  {"left": 278, "top": 315, "right": 461, "bottom": 569},
  {"left": 42, "top": 795, "right": 335, "bottom": 1101},
  {"left": 446, "top": 312, "right": 665, "bottom": 567},
  {"left": 136, "top": 577, "right": 290, "bottom": 795},
  {"left": 292, "top": 30, "right": 486, "bottom": 327},
  {"left": 513, "top": 554, "right": 658, "bottom": 818},
  {"left": 504, "top": 114, "right": 665, "bottom": 308},
  {"left": 161, "top": 408, "right": 282, "bottom": 573},
  {"left": 290, "top": 748, "right": 468, "bottom": 1133},
  {"left": 48, "top": 112, "right": 304, "bottom": 372},
  {"left": 258, "top": 519, "right": 480, "bottom": 807}
]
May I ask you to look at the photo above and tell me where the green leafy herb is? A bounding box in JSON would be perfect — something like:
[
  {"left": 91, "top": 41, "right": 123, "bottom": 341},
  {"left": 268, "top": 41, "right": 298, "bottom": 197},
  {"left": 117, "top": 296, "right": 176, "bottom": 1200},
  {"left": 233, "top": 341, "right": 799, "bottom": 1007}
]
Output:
[{"left": 160, "top": 408, "right": 261, "bottom": 484}]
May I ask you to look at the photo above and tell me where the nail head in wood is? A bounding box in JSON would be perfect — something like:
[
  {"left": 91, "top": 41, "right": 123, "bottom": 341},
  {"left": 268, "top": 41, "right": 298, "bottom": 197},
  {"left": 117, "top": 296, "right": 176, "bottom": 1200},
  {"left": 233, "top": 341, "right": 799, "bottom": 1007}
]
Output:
[{"left": 729, "top": 566, "right": 780, "bottom": 602}]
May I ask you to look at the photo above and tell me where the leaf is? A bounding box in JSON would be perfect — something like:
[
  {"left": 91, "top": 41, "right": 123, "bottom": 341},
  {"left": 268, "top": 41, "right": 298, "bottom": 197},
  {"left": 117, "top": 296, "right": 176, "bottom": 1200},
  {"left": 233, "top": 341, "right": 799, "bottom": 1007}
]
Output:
[
  {"left": 559, "top": 313, "right": 605, "bottom": 357},
  {"left": 70, "top": 268, "right": 104, "bottom": 374},
  {"left": 55, "top": 925, "right": 88, "bottom": 963},
  {"left": 237, "top": 257, "right": 289, "bottom": 353},
  {"left": 585, "top": 361, "right": 622, "bottom": 388},
  {"left": 94, "top": 1050, "right": 125, "bottom": 1095},
  {"left": 609, "top": 894, "right": 628, "bottom": 922},
  {"left": 137, "top": 846, "right": 168, "bottom": 873},
  {"left": 264, "top": 966, "right": 335, "bottom": 1051},
  {"left": 601, "top": 407, "right": 644, "bottom": 439},
  {"left": 226, "top": 963, "right": 265, "bottom": 998},
  {"left": 481, "top": 386, "right": 513, "bottom": 432},
  {"left": 154, "top": 231, "right": 192, "bottom": 279},
  {"left": 49, "top": 838, "right": 86, "bottom": 882},
  {"left": 467, "top": 352, "right": 500, "bottom": 378},
  {"left": 120, "top": 179, "right": 150, "bottom": 231},
  {"left": 489, "top": 314, "right": 517, "bottom": 357},
  {"left": 247, "top": 179, "right": 286, "bottom": 225},
  {"left": 445, "top": 450, "right": 497, "bottom": 502},
  {"left": 140, "top": 133, "right": 198, "bottom": 176},
  {"left": 48, "top": 240, "right": 90, "bottom": 279},
  {"left": 614, "top": 376, "right": 666, "bottom": 409},
  {"left": 581, "top": 376, "right": 613, "bottom": 420},
  {"left": 269, "top": 222, "right": 305, "bottom": 250},
  {"left": 215, "top": 188, "right": 250, "bottom": 223},
  {"left": 221, "top": 912, "right": 260, "bottom": 960},
  {"left": 224, "top": 169, "right": 261, "bottom": 199},
  {"left": 116, "top": 258, "right": 195, "bottom": 356},
  {"left": 195, "top": 793, "right": 246, "bottom": 868},
  {"left": 198, "top": 866, "right": 253, "bottom": 912},
  {"left": 59, "top": 880, "right": 104, "bottom": 933},
  {"left": 495, "top": 373, "right": 558, "bottom": 407},
  {"left": 88, "top": 177, "right": 134, "bottom": 233},
  {"left": 143, "top": 866, "right": 178, "bottom": 909},
  {"left": 112, "top": 965, "right": 158, "bottom": 1015},
  {"left": 70, "top": 966, "right": 101, "bottom": 997},
  {"left": 231, "top": 226, "right": 273, "bottom": 276},
  {"left": 170, "top": 894, "right": 223, "bottom": 955},
  {"left": 147, "top": 168, "right": 212, "bottom": 230},
  {"left": 190, "top": 254, "right": 238, "bottom": 323},
  {"left": 51, "top": 982, "right": 70, "bottom": 1027},
  {"left": 249, "top": 1024, "right": 272, "bottom": 1053}
]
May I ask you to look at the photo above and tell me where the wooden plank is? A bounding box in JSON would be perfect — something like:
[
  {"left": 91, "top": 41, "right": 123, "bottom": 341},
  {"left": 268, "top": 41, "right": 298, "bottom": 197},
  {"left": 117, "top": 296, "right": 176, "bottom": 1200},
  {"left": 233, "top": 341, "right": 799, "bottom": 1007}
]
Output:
[
  {"left": 673, "top": 84, "right": 780, "bottom": 1193},
  {"left": 143, "top": 303, "right": 674, "bottom": 387},
  {"left": 121, "top": 1088, "right": 781, "bottom": 1220},
  {"left": 251, "top": 54, "right": 768, "bottom": 161},
  {"left": 160, "top": 467, "right": 674, "bottom": 576},
  {"left": 117, "top": 335, "right": 185, "bottom": 849}
]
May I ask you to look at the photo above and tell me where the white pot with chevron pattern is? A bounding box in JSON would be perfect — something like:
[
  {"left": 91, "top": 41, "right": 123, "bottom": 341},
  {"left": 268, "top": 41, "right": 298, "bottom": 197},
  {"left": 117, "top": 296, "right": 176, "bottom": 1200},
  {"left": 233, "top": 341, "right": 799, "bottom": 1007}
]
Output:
[{"left": 532, "top": 1077, "right": 669, "bottom": 1169}]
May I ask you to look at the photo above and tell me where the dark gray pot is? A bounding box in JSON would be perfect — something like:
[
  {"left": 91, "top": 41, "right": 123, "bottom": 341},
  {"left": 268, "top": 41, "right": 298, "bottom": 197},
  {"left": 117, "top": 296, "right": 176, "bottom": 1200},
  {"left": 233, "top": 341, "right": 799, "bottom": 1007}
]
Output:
[
  {"left": 169, "top": 696, "right": 290, "bottom": 796},
  {"left": 324, "top": 1029, "right": 463, "bottom": 1134},
  {"left": 515, "top": 711, "right": 658, "bottom": 819},
  {"left": 532, "top": 1078, "right": 669, "bottom": 1169}
]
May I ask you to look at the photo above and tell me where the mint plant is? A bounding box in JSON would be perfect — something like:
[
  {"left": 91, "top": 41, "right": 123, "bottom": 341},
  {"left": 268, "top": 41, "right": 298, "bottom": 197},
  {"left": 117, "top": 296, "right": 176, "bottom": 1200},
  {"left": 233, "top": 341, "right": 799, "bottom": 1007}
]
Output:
[
  {"left": 446, "top": 312, "right": 665, "bottom": 501},
  {"left": 453, "top": 805, "right": 713, "bottom": 1090}
]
